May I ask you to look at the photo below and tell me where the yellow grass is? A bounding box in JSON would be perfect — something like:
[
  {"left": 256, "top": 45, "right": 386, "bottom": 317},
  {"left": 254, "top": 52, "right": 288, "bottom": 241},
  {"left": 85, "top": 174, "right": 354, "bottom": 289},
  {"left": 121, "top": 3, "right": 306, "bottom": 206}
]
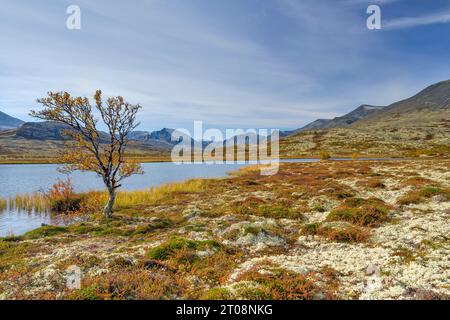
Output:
[
  {"left": 228, "top": 164, "right": 271, "bottom": 177},
  {"left": 113, "top": 179, "right": 204, "bottom": 207},
  {"left": 0, "top": 198, "right": 7, "bottom": 211},
  {"left": 6, "top": 179, "right": 205, "bottom": 213},
  {"left": 8, "top": 192, "right": 49, "bottom": 212}
]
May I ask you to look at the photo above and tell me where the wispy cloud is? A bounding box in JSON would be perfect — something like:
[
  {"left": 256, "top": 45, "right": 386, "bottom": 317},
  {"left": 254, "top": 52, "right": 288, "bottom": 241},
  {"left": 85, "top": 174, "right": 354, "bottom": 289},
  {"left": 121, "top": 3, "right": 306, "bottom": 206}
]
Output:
[
  {"left": 384, "top": 12, "right": 450, "bottom": 29},
  {"left": 0, "top": 0, "right": 449, "bottom": 130}
]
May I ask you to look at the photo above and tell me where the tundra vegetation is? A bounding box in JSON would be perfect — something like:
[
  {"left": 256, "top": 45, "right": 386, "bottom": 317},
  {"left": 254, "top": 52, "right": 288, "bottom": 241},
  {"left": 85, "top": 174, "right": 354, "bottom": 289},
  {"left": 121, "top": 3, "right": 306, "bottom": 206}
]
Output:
[{"left": 0, "top": 159, "right": 449, "bottom": 300}]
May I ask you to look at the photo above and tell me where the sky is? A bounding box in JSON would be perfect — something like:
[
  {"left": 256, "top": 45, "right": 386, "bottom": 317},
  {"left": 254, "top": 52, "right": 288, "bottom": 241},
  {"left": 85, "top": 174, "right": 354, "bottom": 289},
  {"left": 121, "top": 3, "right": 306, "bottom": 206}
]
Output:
[{"left": 1, "top": 0, "right": 450, "bottom": 132}]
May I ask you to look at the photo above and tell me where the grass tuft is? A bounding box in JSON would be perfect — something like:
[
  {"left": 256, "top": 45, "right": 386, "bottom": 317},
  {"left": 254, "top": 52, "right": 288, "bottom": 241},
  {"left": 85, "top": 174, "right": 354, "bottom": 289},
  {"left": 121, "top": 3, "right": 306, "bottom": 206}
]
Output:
[
  {"left": 23, "top": 226, "right": 68, "bottom": 239},
  {"left": 234, "top": 268, "right": 331, "bottom": 300},
  {"left": 326, "top": 198, "right": 390, "bottom": 227},
  {"left": 301, "top": 222, "right": 370, "bottom": 243},
  {"left": 146, "top": 237, "right": 221, "bottom": 261},
  {"left": 233, "top": 202, "right": 305, "bottom": 220}
]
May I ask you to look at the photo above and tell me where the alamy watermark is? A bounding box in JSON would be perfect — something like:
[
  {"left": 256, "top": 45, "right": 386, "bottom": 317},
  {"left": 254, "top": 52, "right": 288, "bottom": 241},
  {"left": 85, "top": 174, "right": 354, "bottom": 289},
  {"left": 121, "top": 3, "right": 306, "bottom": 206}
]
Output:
[
  {"left": 66, "top": 5, "right": 81, "bottom": 30},
  {"left": 66, "top": 265, "right": 82, "bottom": 290},
  {"left": 65, "top": 4, "right": 381, "bottom": 31},
  {"left": 367, "top": 4, "right": 381, "bottom": 30},
  {"left": 170, "top": 121, "right": 280, "bottom": 176},
  {"left": 364, "top": 264, "right": 382, "bottom": 294}
]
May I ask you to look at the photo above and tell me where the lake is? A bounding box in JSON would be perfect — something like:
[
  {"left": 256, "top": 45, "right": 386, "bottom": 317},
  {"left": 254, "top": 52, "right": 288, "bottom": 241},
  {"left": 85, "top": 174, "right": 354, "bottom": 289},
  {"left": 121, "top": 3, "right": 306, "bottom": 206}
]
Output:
[{"left": 0, "top": 159, "right": 320, "bottom": 236}]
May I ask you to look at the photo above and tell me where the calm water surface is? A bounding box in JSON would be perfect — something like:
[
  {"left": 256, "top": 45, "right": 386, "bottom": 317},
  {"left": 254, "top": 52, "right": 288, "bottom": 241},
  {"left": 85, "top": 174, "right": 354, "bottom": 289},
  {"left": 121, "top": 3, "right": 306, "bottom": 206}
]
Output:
[{"left": 0, "top": 159, "right": 319, "bottom": 236}]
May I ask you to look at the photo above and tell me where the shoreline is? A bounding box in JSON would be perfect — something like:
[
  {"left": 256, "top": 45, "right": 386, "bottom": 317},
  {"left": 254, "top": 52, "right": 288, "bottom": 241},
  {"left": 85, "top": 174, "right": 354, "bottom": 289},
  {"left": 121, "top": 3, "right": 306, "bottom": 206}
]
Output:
[{"left": 0, "top": 154, "right": 442, "bottom": 165}]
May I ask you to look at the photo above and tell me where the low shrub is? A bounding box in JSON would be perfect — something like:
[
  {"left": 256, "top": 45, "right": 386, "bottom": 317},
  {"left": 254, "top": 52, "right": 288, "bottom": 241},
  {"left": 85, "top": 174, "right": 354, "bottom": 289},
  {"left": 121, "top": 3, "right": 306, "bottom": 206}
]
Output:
[
  {"left": 146, "top": 237, "right": 221, "bottom": 261},
  {"left": 45, "top": 177, "right": 83, "bottom": 213},
  {"left": 233, "top": 202, "right": 305, "bottom": 220},
  {"left": 235, "top": 268, "right": 327, "bottom": 300},
  {"left": 67, "top": 268, "right": 189, "bottom": 300},
  {"left": 327, "top": 198, "right": 390, "bottom": 227},
  {"left": 397, "top": 187, "right": 449, "bottom": 206},
  {"left": 301, "top": 222, "right": 369, "bottom": 243},
  {"left": 366, "top": 179, "right": 386, "bottom": 189},
  {"left": 319, "top": 223, "right": 370, "bottom": 243},
  {"left": 320, "top": 151, "right": 331, "bottom": 161},
  {"left": 301, "top": 223, "right": 321, "bottom": 236},
  {"left": 397, "top": 191, "right": 422, "bottom": 205}
]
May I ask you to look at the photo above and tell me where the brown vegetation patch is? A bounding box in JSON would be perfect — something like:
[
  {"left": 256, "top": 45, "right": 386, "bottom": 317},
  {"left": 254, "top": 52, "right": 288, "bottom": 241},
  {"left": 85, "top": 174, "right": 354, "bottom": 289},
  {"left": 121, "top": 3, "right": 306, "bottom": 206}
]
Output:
[
  {"left": 326, "top": 198, "right": 391, "bottom": 227},
  {"left": 301, "top": 222, "right": 370, "bottom": 243}
]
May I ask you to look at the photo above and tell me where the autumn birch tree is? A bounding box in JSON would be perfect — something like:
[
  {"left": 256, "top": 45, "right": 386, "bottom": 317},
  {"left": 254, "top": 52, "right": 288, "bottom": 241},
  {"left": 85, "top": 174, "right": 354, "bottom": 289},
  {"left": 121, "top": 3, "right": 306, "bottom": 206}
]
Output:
[{"left": 31, "top": 90, "right": 143, "bottom": 217}]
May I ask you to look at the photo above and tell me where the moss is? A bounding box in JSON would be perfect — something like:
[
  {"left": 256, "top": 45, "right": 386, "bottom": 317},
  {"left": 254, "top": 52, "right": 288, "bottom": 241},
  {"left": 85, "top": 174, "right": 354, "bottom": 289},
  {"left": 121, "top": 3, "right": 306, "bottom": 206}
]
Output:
[
  {"left": 66, "top": 285, "right": 100, "bottom": 300},
  {"left": 419, "top": 187, "right": 441, "bottom": 198},
  {"left": 133, "top": 218, "right": 173, "bottom": 235},
  {"left": 243, "top": 226, "right": 262, "bottom": 236},
  {"left": 68, "top": 223, "right": 106, "bottom": 235},
  {"left": 234, "top": 203, "right": 304, "bottom": 220},
  {"left": 146, "top": 237, "right": 221, "bottom": 261},
  {"left": 66, "top": 222, "right": 133, "bottom": 237},
  {"left": 0, "top": 240, "right": 31, "bottom": 271},
  {"left": 327, "top": 208, "right": 357, "bottom": 222},
  {"left": 192, "top": 249, "right": 238, "bottom": 285},
  {"left": 0, "top": 235, "right": 24, "bottom": 242},
  {"left": 393, "top": 246, "right": 423, "bottom": 264},
  {"left": 146, "top": 246, "right": 171, "bottom": 261},
  {"left": 311, "top": 204, "right": 326, "bottom": 212},
  {"left": 23, "top": 226, "right": 68, "bottom": 239},
  {"left": 202, "top": 287, "right": 234, "bottom": 300}
]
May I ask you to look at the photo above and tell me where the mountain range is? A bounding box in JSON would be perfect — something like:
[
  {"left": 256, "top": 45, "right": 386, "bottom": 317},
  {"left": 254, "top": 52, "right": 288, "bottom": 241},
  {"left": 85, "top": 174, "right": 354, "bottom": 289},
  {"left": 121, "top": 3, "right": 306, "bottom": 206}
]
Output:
[
  {"left": 287, "top": 79, "right": 450, "bottom": 134},
  {"left": 0, "top": 111, "right": 24, "bottom": 130},
  {"left": 0, "top": 79, "right": 449, "bottom": 160},
  {"left": 288, "top": 104, "right": 385, "bottom": 134},
  {"left": 281, "top": 79, "right": 450, "bottom": 157}
]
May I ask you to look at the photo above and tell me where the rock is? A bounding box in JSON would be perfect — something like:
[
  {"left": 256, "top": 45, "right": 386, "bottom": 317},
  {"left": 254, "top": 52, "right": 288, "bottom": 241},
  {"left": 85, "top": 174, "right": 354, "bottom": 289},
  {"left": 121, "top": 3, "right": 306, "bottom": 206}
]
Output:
[
  {"left": 182, "top": 206, "right": 202, "bottom": 219},
  {"left": 291, "top": 192, "right": 304, "bottom": 199},
  {"left": 433, "top": 194, "right": 448, "bottom": 203},
  {"left": 366, "top": 264, "right": 380, "bottom": 276},
  {"left": 196, "top": 249, "right": 215, "bottom": 258},
  {"left": 142, "top": 259, "right": 167, "bottom": 270}
]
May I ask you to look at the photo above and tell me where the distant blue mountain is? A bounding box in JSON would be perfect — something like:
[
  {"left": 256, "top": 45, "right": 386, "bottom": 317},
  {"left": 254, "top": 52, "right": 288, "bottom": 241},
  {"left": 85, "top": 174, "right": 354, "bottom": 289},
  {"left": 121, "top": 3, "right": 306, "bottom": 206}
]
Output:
[{"left": 0, "top": 110, "right": 24, "bottom": 130}]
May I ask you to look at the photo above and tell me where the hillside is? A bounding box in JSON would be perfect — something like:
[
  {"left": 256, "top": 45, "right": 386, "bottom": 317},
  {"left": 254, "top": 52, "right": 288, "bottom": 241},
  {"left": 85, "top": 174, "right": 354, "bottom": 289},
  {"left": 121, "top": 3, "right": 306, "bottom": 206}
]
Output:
[
  {"left": 292, "top": 105, "right": 385, "bottom": 134},
  {"left": 354, "top": 80, "right": 450, "bottom": 129},
  {"left": 0, "top": 111, "right": 24, "bottom": 130},
  {"left": 0, "top": 121, "right": 171, "bottom": 162},
  {"left": 281, "top": 80, "right": 450, "bottom": 158}
]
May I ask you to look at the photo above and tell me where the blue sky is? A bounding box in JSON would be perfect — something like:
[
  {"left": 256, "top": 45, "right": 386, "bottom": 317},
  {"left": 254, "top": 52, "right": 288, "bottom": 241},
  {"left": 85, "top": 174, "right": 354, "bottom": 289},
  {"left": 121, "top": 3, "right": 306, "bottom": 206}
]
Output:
[{"left": 1, "top": 0, "right": 450, "bottom": 131}]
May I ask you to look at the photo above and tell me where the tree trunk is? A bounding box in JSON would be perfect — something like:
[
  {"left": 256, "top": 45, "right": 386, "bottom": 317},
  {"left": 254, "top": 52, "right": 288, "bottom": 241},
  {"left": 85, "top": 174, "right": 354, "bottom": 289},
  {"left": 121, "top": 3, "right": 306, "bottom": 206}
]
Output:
[{"left": 103, "top": 189, "right": 116, "bottom": 218}]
